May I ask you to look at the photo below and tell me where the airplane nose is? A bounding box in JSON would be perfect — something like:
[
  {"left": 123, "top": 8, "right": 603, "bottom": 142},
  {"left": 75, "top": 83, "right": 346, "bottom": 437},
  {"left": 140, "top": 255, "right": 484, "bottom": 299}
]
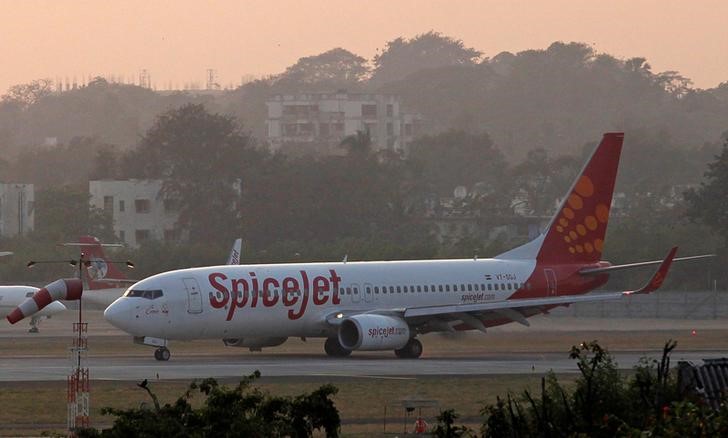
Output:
[{"left": 104, "top": 300, "right": 131, "bottom": 330}]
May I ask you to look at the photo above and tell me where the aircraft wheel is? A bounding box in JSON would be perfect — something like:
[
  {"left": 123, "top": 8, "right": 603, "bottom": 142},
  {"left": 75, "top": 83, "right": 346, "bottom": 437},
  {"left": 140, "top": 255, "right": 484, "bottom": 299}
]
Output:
[
  {"left": 395, "top": 338, "right": 423, "bottom": 359},
  {"left": 324, "top": 337, "right": 351, "bottom": 358},
  {"left": 155, "top": 347, "right": 171, "bottom": 361}
]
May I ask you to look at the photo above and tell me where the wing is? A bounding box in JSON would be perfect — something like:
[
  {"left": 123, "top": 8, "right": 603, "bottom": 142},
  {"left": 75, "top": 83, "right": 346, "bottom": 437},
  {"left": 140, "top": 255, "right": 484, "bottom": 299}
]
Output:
[{"left": 326, "top": 247, "right": 678, "bottom": 334}]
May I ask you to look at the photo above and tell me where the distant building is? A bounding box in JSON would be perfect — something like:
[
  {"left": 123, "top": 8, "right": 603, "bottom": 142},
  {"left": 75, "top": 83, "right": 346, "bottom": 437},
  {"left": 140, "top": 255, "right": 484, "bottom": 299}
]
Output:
[
  {"left": 89, "top": 180, "right": 181, "bottom": 248},
  {"left": 266, "top": 91, "right": 425, "bottom": 154},
  {"left": 0, "top": 183, "right": 34, "bottom": 238}
]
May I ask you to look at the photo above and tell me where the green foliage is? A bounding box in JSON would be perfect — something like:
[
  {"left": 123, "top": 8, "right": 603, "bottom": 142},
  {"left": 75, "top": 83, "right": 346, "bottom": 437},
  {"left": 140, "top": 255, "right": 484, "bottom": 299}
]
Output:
[
  {"left": 685, "top": 138, "right": 728, "bottom": 246},
  {"left": 431, "top": 409, "right": 473, "bottom": 437},
  {"left": 278, "top": 48, "right": 369, "bottom": 87},
  {"left": 123, "top": 103, "right": 263, "bottom": 246},
  {"left": 76, "top": 371, "right": 340, "bottom": 437},
  {"left": 478, "top": 340, "right": 728, "bottom": 437},
  {"left": 372, "top": 31, "right": 481, "bottom": 85}
]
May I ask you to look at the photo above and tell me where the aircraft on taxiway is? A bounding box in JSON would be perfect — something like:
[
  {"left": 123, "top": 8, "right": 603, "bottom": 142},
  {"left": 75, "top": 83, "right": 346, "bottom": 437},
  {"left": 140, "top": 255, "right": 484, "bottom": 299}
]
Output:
[{"left": 103, "top": 133, "right": 712, "bottom": 361}]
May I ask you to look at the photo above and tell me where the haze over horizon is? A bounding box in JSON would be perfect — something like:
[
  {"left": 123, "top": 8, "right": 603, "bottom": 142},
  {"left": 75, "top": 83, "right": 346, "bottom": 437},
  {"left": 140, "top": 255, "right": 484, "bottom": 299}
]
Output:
[{"left": 1, "top": 0, "right": 727, "bottom": 93}]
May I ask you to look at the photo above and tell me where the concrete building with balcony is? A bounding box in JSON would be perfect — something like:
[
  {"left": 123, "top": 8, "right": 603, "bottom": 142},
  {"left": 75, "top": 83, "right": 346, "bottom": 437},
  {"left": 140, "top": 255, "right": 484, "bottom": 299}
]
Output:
[
  {"left": 0, "top": 183, "right": 34, "bottom": 237},
  {"left": 266, "top": 91, "right": 424, "bottom": 154},
  {"left": 89, "top": 180, "right": 181, "bottom": 248}
]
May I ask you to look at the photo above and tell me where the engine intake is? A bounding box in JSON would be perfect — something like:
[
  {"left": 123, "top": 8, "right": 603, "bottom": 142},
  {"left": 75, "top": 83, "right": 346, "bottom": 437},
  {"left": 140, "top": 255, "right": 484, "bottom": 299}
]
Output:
[{"left": 338, "top": 314, "right": 410, "bottom": 351}]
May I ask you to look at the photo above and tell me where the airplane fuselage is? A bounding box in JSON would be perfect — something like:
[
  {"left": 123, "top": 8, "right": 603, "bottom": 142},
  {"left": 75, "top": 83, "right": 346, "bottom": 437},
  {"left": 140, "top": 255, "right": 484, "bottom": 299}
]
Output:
[{"left": 106, "top": 257, "right": 607, "bottom": 340}]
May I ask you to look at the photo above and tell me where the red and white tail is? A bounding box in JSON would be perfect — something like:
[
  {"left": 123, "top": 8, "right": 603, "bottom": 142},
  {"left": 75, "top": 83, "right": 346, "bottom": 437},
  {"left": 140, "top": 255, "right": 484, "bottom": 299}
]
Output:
[
  {"left": 75, "top": 236, "right": 128, "bottom": 290},
  {"left": 497, "top": 132, "right": 624, "bottom": 263}
]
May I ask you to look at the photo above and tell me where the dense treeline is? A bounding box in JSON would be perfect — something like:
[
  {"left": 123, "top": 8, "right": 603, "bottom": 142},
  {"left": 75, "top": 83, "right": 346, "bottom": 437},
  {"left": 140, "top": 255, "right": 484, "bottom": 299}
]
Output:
[
  {"left": 0, "top": 33, "right": 726, "bottom": 289},
  {"left": 0, "top": 102, "right": 725, "bottom": 290},
  {"left": 1, "top": 34, "right": 727, "bottom": 158}
]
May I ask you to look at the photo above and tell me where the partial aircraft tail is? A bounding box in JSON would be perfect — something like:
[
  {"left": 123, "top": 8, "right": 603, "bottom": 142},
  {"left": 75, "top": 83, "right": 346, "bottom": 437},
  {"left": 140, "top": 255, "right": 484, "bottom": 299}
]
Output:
[
  {"left": 71, "top": 236, "right": 128, "bottom": 290},
  {"left": 227, "top": 238, "right": 242, "bottom": 265},
  {"left": 497, "top": 132, "right": 624, "bottom": 263}
]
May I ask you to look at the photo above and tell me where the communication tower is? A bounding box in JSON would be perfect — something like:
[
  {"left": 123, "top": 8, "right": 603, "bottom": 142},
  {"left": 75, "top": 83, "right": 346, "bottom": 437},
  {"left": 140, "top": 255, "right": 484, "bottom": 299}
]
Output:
[
  {"left": 68, "top": 254, "right": 90, "bottom": 434},
  {"left": 206, "top": 69, "right": 219, "bottom": 90},
  {"left": 139, "top": 69, "right": 151, "bottom": 89}
]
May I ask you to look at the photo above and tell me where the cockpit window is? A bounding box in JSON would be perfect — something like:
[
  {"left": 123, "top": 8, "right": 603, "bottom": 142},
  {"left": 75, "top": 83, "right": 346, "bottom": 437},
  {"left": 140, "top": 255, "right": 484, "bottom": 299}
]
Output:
[
  {"left": 25, "top": 292, "right": 34, "bottom": 298},
  {"left": 125, "top": 289, "right": 163, "bottom": 299}
]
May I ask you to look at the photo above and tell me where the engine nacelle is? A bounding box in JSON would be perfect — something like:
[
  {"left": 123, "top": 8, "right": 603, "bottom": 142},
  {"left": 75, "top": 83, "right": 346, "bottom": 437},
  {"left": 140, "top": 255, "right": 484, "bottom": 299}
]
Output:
[
  {"left": 338, "top": 314, "right": 410, "bottom": 351},
  {"left": 222, "top": 337, "right": 288, "bottom": 351}
]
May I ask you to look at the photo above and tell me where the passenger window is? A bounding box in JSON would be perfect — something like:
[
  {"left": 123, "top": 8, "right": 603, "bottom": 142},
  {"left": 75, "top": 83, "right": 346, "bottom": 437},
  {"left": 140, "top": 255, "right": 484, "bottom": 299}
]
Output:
[
  {"left": 488, "top": 284, "right": 492, "bottom": 291},
  {"left": 366, "top": 287, "right": 371, "bottom": 294},
  {"left": 374, "top": 287, "right": 379, "bottom": 294},
  {"left": 494, "top": 284, "right": 499, "bottom": 291},
  {"left": 397, "top": 286, "right": 401, "bottom": 293},
  {"left": 446, "top": 285, "right": 450, "bottom": 292},
  {"left": 417, "top": 285, "right": 421, "bottom": 292},
  {"left": 467, "top": 284, "right": 472, "bottom": 291},
  {"left": 404, "top": 286, "right": 409, "bottom": 293},
  {"left": 501, "top": 283, "right": 506, "bottom": 290},
  {"left": 346, "top": 287, "right": 351, "bottom": 295},
  {"left": 353, "top": 287, "right": 359, "bottom": 294},
  {"left": 460, "top": 284, "right": 465, "bottom": 291},
  {"left": 424, "top": 285, "right": 428, "bottom": 292},
  {"left": 389, "top": 286, "right": 394, "bottom": 293},
  {"left": 513, "top": 283, "right": 519, "bottom": 289},
  {"left": 438, "top": 285, "right": 443, "bottom": 292}
]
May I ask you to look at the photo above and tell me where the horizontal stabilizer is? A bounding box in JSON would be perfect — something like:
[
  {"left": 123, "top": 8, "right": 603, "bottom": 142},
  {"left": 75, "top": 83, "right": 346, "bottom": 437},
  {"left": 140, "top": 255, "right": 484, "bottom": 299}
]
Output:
[
  {"left": 623, "top": 247, "right": 678, "bottom": 295},
  {"left": 580, "top": 253, "right": 714, "bottom": 275}
]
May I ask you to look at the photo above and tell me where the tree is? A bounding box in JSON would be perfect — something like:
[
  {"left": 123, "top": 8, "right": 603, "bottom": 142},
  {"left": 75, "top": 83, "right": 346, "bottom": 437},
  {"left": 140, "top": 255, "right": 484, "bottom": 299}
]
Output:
[
  {"left": 339, "top": 129, "right": 372, "bottom": 156},
  {"left": 685, "top": 137, "right": 728, "bottom": 246},
  {"left": 510, "top": 148, "right": 579, "bottom": 216},
  {"left": 1, "top": 78, "right": 53, "bottom": 108},
  {"left": 371, "top": 31, "right": 481, "bottom": 85},
  {"left": 33, "top": 186, "right": 114, "bottom": 243},
  {"left": 123, "top": 103, "right": 263, "bottom": 245},
  {"left": 278, "top": 48, "right": 369, "bottom": 86},
  {"left": 77, "top": 372, "right": 340, "bottom": 437}
]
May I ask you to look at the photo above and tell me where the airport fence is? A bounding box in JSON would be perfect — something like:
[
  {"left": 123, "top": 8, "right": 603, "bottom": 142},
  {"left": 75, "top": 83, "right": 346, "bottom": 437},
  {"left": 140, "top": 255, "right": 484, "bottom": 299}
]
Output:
[{"left": 552, "top": 290, "right": 728, "bottom": 319}]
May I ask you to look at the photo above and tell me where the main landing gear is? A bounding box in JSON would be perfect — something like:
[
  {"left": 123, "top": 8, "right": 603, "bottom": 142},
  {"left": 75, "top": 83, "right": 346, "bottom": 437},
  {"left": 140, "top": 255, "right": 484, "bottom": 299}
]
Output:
[
  {"left": 154, "top": 346, "right": 171, "bottom": 361},
  {"left": 324, "top": 337, "right": 352, "bottom": 358},
  {"left": 135, "top": 337, "right": 171, "bottom": 361},
  {"left": 394, "top": 338, "right": 423, "bottom": 359}
]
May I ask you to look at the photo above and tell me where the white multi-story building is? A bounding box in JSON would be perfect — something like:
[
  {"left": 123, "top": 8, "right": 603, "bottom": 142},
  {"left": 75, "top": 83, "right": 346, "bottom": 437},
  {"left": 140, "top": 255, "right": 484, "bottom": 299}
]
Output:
[
  {"left": 266, "top": 91, "right": 424, "bottom": 154},
  {"left": 89, "top": 180, "right": 181, "bottom": 248},
  {"left": 0, "top": 183, "right": 34, "bottom": 237}
]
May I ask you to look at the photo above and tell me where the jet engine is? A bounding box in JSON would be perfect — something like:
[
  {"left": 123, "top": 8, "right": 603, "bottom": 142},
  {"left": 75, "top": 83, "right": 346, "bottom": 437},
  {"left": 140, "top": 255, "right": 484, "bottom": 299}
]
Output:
[
  {"left": 222, "top": 337, "right": 288, "bottom": 351},
  {"left": 338, "top": 314, "right": 410, "bottom": 351}
]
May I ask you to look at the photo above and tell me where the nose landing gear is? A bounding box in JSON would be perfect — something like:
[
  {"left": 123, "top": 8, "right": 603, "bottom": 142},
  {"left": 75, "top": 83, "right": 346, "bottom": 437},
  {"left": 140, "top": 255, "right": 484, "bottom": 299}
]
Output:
[{"left": 154, "top": 347, "right": 171, "bottom": 361}]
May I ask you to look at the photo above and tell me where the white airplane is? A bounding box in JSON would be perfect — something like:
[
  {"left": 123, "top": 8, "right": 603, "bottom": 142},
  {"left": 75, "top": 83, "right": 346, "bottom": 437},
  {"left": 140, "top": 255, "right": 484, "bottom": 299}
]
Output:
[
  {"left": 104, "top": 133, "right": 711, "bottom": 361},
  {"left": 0, "top": 252, "right": 66, "bottom": 332}
]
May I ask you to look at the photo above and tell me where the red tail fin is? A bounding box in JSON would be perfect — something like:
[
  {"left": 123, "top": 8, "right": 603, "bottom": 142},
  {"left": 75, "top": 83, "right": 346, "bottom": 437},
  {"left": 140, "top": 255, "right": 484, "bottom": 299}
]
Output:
[
  {"left": 496, "top": 133, "right": 624, "bottom": 263},
  {"left": 77, "top": 236, "right": 127, "bottom": 290},
  {"left": 538, "top": 133, "right": 623, "bottom": 263}
]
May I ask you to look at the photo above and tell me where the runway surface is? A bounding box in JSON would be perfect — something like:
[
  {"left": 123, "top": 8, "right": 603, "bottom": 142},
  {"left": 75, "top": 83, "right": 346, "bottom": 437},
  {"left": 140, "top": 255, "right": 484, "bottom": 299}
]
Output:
[{"left": 1, "top": 350, "right": 724, "bottom": 382}]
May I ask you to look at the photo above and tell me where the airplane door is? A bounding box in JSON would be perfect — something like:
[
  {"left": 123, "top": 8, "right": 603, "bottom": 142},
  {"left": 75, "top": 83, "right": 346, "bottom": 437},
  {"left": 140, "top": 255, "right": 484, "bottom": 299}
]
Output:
[
  {"left": 364, "top": 283, "right": 375, "bottom": 304},
  {"left": 544, "top": 269, "right": 557, "bottom": 296},
  {"left": 183, "top": 278, "right": 203, "bottom": 314},
  {"left": 351, "top": 283, "right": 361, "bottom": 303}
]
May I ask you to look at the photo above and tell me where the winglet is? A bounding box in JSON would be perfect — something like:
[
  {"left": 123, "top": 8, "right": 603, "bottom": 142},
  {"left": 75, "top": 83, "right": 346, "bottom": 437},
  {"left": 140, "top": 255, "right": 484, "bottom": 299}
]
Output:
[{"left": 625, "top": 247, "right": 678, "bottom": 295}]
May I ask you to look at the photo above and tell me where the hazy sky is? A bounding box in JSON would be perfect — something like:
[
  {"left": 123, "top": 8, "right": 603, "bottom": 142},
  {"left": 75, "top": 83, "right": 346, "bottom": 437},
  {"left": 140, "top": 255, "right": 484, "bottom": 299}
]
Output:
[{"left": 1, "top": 0, "right": 726, "bottom": 93}]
